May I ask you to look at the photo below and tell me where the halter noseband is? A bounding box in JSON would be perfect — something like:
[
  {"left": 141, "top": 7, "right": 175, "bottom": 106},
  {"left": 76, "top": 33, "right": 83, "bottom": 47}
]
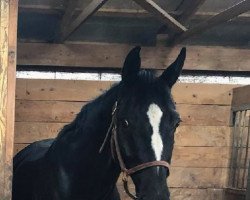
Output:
[{"left": 99, "top": 102, "right": 170, "bottom": 199}]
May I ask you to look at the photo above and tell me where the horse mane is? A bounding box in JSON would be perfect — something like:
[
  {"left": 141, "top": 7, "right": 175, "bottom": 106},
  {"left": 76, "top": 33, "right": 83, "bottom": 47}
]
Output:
[
  {"left": 54, "top": 83, "right": 120, "bottom": 141},
  {"left": 51, "top": 70, "right": 157, "bottom": 147}
]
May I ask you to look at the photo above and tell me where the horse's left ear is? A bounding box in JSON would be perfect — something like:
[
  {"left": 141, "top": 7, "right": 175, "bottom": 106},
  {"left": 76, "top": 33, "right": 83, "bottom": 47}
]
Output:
[
  {"left": 122, "top": 46, "right": 141, "bottom": 83},
  {"left": 160, "top": 47, "right": 186, "bottom": 88}
]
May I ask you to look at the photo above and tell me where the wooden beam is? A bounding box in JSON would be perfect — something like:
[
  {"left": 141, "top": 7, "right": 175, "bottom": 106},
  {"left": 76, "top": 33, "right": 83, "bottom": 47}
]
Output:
[
  {"left": 61, "top": 0, "right": 108, "bottom": 41},
  {"left": 174, "top": 0, "right": 250, "bottom": 44},
  {"left": 57, "top": 0, "right": 79, "bottom": 42},
  {"left": 0, "top": 0, "right": 18, "bottom": 198},
  {"left": 247, "top": 161, "right": 250, "bottom": 200},
  {"left": 18, "top": 4, "right": 250, "bottom": 21},
  {"left": 158, "top": 0, "right": 206, "bottom": 45},
  {"left": 175, "top": 0, "right": 207, "bottom": 23},
  {"left": 232, "top": 85, "right": 250, "bottom": 111},
  {"left": 15, "top": 79, "right": 236, "bottom": 105},
  {"left": 132, "top": 0, "right": 187, "bottom": 33},
  {"left": 17, "top": 42, "right": 250, "bottom": 72},
  {"left": 5, "top": 0, "right": 18, "bottom": 198}
]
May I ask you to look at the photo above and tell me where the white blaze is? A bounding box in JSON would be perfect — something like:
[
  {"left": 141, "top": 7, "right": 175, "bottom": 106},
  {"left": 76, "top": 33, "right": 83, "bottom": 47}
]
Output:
[{"left": 147, "top": 103, "right": 163, "bottom": 161}]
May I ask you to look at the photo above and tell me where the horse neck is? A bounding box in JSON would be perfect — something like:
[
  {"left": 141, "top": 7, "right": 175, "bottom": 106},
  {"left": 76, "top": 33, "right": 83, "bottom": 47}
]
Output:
[{"left": 47, "top": 84, "right": 121, "bottom": 196}]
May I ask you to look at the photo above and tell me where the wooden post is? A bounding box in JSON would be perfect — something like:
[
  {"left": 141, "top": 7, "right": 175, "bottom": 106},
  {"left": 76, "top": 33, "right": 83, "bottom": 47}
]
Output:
[
  {"left": 0, "top": 0, "right": 18, "bottom": 199},
  {"left": 246, "top": 160, "right": 250, "bottom": 200}
]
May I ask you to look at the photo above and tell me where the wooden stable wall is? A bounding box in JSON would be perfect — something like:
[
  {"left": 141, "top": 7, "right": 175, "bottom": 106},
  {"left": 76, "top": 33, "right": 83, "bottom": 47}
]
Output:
[
  {"left": 14, "top": 78, "right": 239, "bottom": 200},
  {"left": 0, "top": 0, "right": 18, "bottom": 198}
]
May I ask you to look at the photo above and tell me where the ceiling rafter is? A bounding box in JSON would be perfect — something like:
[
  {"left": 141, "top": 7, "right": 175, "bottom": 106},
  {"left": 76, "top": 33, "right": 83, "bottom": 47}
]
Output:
[
  {"left": 132, "top": 0, "right": 187, "bottom": 33},
  {"left": 161, "top": 0, "right": 207, "bottom": 44},
  {"left": 175, "top": 0, "right": 207, "bottom": 24},
  {"left": 56, "top": 0, "right": 250, "bottom": 45},
  {"left": 59, "top": 0, "right": 109, "bottom": 42},
  {"left": 173, "top": 0, "right": 250, "bottom": 45},
  {"left": 57, "top": 0, "right": 78, "bottom": 42}
]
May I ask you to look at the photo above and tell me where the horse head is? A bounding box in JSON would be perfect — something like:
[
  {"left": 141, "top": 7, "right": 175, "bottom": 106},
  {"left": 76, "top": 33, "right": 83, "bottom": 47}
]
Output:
[{"left": 113, "top": 46, "right": 186, "bottom": 199}]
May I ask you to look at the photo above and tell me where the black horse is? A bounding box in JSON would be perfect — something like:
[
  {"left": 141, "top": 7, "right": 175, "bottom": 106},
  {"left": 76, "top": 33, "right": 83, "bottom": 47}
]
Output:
[{"left": 13, "top": 46, "right": 186, "bottom": 200}]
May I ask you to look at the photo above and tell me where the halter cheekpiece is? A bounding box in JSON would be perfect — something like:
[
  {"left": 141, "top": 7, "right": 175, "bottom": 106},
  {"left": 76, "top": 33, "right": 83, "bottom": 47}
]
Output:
[{"left": 99, "top": 101, "right": 170, "bottom": 199}]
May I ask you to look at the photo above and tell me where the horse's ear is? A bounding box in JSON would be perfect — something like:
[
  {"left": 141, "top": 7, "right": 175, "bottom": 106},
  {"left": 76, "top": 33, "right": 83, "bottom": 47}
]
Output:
[
  {"left": 122, "top": 46, "right": 141, "bottom": 83},
  {"left": 160, "top": 47, "right": 186, "bottom": 88}
]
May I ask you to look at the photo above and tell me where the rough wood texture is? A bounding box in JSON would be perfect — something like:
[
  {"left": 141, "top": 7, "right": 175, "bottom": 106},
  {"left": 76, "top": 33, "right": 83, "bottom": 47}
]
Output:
[
  {"left": 133, "top": 0, "right": 187, "bottom": 33},
  {"left": 161, "top": 0, "right": 206, "bottom": 43},
  {"left": 177, "top": 104, "right": 231, "bottom": 126},
  {"left": 224, "top": 188, "right": 246, "bottom": 200},
  {"left": 232, "top": 85, "right": 250, "bottom": 111},
  {"left": 5, "top": 0, "right": 18, "bottom": 197},
  {"left": 175, "top": 126, "right": 231, "bottom": 147},
  {"left": 174, "top": 0, "right": 250, "bottom": 43},
  {"left": 118, "top": 167, "right": 228, "bottom": 188},
  {"left": 0, "top": 0, "right": 17, "bottom": 198},
  {"left": 61, "top": 0, "right": 108, "bottom": 41},
  {"left": 13, "top": 79, "right": 242, "bottom": 198},
  {"left": 16, "top": 79, "right": 236, "bottom": 105},
  {"left": 13, "top": 143, "right": 231, "bottom": 168},
  {"left": 246, "top": 160, "right": 250, "bottom": 200},
  {"left": 14, "top": 122, "right": 231, "bottom": 147},
  {"left": 17, "top": 43, "right": 250, "bottom": 72},
  {"left": 118, "top": 187, "right": 225, "bottom": 200},
  {"left": 175, "top": 0, "right": 207, "bottom": 23},
  {"left": 15, "top": 100, "right": 231, "bottom": 126},
  {"left": 58, "top": 0, "right": 79, "bottom": 42},
  {"left": 0, "top": 0, "right": 9, "bottom": 196}
]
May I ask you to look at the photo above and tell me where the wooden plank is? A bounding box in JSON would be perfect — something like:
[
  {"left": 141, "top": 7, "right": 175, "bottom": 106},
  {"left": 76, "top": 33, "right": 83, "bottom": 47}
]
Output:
[
  {"left": 15, "top": 100, "right": 231, "bottom": 126},
  {"left": 174, "top": 0, "right": 250, "bottom": 44},
  {"left": 232, "top": 85, "right": 250, "bottom": 109},
  {"left": 126, "top": 188, "right": 220, "bottom": 199},
  {"left": 168, "top": 167, "right": 228, "bottom": 188},
  {"left": 172, "top": 83, "right": 236, "bottom": 105},
  {"left": 5, "top": 0, "right": 18, "bottom": 198},
  {"left": 246, "top": 160, "right": 250, "bottom": 200},
  {"left": 224, "top": 188, "right": 246, "bottom": 200},
  {"left": 116, "top": 167, "right": 228, "bottom": 188},
  {"left": 161, "top": 0, "right": 206, "bottom": 43},
  {"left": 16, "top": 79, "right": 237, "bottom": 105},
  {"left": 57, "top": 0, "right": 78, "bottom": 42},
  {"left": 18, "top": 4, "right": 250, "bottom": 21},
  {"left": 13, "top": 143, "right": 231, "bottom": 188},
  {"left": 0, "top": 0, "right": 9, "bottom": 196},
  {"left": 230, "top": 111, "right": 241, "bottom": 187},
  {"left": 14, "top": 122, "right": 66, "bottom": 143},
  {"left": 132, "top": 0, "right": 187, "bottom": 33},
  {"left": 171, "top": 147, "right": 231, "bottom": 167},
  {"left": 177, "top": 104, "right": 231, "bottom": 126},
  {"left": 169, "top": 188, "right": 224, "bottom": 200},
  {"left": 17, "top": 42, "right": 250, "bottom": 72},
  {"left": 175, "top": 0, "right": 207, "bottom": 23},
  {"left": 13, "top": 143, "right": 230, "bottom": 167},
  {"left": 13, "top": 142, "right": 230, "bottom": 188},
  {"left": 16, "top": 79, "right": 114, "bottom": 102},
  {"left": 15, "top": 100, "right": 84, "bottom": 123},
  {"left": 61, "top": 0, "right": 108, "bottom": 41},
  {"left": 118, "top": 187, "right": 225, "bottom": 200},
  {"left": 175, "top": 126, "right": 231, "bottom": 147},
  {"left": 14, "top": 122, "right": 231, "bottom": 147},
  {"left": 0, "top": 0, "right": 17, "bottom": 198}
]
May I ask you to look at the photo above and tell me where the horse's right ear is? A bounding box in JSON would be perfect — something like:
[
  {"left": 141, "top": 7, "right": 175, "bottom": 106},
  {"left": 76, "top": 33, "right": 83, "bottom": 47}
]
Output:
[{"left": 122, "top": 46, "right": 141, "bottom": 83}]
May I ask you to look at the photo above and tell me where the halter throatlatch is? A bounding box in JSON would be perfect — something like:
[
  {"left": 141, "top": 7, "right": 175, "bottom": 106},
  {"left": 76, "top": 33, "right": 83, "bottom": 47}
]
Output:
[{"left": 99, "top": 102, "right": 170, "bottom": 199}]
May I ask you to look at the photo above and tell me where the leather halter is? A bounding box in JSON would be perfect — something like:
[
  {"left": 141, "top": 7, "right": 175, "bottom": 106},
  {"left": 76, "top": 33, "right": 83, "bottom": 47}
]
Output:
[{"left": 99, "top": 102, "right": 170, "bottom": 199}]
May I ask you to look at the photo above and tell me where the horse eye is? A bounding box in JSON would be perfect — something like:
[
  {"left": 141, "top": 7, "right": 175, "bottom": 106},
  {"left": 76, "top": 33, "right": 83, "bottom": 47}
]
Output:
[
  {"left": 122, "top": 120, "right": 129, "bottom": 128},
  {"left": 176, "top": 119, "right": 182, "bottom": 128}
]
